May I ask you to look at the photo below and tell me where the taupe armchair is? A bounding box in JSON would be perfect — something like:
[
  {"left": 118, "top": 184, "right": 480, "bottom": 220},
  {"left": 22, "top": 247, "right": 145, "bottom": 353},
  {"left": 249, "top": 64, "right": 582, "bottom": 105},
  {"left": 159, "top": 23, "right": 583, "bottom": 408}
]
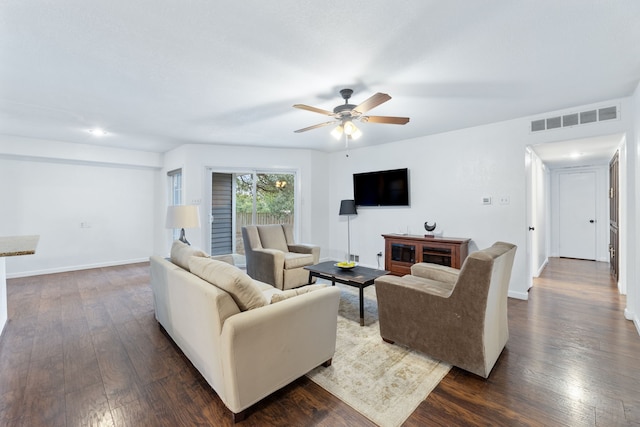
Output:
[
  {"left": 374, "top": 242, "right": 517, "bottom": 378},
  {"left": 242, "top": 224, "right": 320, "bottom": 290}
]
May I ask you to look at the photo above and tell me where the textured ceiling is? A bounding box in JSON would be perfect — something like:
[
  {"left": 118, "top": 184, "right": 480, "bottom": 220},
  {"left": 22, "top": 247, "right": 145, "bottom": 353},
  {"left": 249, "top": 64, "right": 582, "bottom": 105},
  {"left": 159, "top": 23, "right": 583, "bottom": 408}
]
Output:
[{"left": 1, "top": 0, "right": 639, "bottom": 155}]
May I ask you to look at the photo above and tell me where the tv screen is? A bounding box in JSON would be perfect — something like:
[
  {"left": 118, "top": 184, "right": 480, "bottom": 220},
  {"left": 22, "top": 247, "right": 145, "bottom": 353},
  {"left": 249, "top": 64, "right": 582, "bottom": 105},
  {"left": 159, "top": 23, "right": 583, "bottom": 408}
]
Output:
[{"left": 353, "top": 168, "right": 409, "bottom": 207}]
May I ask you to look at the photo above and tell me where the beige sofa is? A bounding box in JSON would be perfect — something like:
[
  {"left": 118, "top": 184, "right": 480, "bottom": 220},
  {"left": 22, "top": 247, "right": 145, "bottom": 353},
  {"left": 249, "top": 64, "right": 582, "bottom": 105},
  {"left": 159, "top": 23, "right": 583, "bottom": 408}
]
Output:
[
  {"left": 150, "top": 241, "right": 340, "bottom": 421},
  {"left": 242, "top": 224, "right": 320, "bottom": 290},
  {"left": 374, "top": 242, "right": 517, "bottom": 378}
]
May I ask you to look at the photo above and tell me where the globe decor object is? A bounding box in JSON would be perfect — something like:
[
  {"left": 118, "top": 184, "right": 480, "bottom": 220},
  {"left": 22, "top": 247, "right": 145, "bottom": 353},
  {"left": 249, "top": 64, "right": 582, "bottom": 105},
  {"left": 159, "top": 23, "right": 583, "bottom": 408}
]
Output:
[{"left": 424, "top": 221, "right": 436, "bottom": 238}]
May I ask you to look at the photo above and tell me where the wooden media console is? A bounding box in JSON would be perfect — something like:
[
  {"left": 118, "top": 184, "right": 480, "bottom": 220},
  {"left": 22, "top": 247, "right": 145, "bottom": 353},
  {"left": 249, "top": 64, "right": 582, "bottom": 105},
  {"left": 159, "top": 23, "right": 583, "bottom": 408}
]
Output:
[{"left": 382, "top": 234, "right": 470, "bottom": 276}]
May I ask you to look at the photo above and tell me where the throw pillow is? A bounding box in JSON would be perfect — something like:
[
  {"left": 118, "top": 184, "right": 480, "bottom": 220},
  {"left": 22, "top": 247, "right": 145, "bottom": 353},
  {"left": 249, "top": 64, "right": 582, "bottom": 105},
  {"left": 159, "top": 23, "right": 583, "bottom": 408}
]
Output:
[
  {"left": 271, "top": 284, "right": 328, "bottom": 304},
  {"left": 210, "top": 254, "right": 235, "bottom": 266},
  {"left": 189, "top": 256, "right": 267, "bottom": 311},
  {"left": 170, "top": 240, "right": 208, "bottom": 271}
]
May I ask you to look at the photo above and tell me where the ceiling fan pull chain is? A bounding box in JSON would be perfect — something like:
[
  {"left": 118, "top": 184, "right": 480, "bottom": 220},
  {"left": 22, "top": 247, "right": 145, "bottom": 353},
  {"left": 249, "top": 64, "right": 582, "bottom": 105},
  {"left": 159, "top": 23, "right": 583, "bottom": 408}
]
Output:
[{"left": 345, "top": 133, "right": 350, "bottom": 157}]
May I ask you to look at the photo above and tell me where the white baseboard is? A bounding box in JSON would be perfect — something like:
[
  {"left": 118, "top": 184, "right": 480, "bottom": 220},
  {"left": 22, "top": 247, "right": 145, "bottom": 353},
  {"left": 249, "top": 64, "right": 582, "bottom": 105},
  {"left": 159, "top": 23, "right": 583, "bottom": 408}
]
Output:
[
  {"left": 6, "top": 258, "right": 149, "bottom": 279},
  {"left": 624, "top": 308, "right": 640, "bottom": 336},
  {"left": 535, "top": 258, "right": 549, "bottom": 277},
  {"left": 508, "top": 290, "right": 529, "bottom": 301}
]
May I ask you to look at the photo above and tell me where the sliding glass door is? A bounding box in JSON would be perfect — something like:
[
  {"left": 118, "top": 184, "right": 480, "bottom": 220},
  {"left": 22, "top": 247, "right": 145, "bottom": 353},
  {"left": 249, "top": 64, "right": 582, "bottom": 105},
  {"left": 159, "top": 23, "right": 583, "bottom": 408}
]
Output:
[{"left": 210, "top": 170, "right": 296, "bottom": 258}]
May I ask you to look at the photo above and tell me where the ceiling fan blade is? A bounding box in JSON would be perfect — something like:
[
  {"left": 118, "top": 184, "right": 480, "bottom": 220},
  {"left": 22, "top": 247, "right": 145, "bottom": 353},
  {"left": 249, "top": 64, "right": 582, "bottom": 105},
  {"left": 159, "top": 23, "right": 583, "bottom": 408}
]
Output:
[
  {"left": 362, "top": 115, "right": 410, "bottom": 125},
  {"left": 294, "top": 121, "right": 337, "bottom": 133},
  {"left": 353, "top": 92, "right": 391, "bottom": 114},
  {"left": 293, "top": 104, "right": 334, "bottom": 116}
]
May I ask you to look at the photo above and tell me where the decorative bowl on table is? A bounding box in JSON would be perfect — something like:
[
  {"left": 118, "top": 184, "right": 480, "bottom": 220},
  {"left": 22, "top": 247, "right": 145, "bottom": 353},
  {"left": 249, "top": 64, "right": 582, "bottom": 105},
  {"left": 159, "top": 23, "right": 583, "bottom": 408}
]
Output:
[{"left": 335, "top": 261, "right": 357, "bottom": 270}]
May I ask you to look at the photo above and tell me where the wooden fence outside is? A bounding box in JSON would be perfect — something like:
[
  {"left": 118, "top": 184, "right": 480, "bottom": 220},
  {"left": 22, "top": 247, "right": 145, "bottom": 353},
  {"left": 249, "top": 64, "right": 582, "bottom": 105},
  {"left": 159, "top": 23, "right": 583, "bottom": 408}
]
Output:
[{"left": 235, "top": 212, "right": 294, "bottom": 227}]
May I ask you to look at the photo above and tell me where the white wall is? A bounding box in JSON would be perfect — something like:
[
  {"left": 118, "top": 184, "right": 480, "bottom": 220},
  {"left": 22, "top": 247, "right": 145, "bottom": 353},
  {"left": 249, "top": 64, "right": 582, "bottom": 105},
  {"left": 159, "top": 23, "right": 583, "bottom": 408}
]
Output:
[
  {"left": 1, "top": 94, "right": 637, "bottom": 330},
  {"left": 328, "top": 120, "right": 531, "bottom": 299},
  {"left": 159, "top": 143, "right": 331, "bottom": 258},
  {"left": 625, "top": 82, "right": 640, "bottom": 333},
  {"left": 548, "top": 165, "right": 610, "bottom": 261},
  {"left": 327, "top": 97, "right": 634, "bottom": 301},
  {"left": 0, "top": 136, "right": 162, "bottom": 277}
]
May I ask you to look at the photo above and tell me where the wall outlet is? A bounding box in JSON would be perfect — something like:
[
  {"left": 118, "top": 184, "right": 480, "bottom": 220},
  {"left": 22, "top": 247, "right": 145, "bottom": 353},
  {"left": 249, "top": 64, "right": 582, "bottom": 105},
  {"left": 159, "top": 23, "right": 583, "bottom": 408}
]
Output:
[
  {"left": 377, "top": 252, "right": 382, "bottom": 257},
  {"left": 482, "top": 196, "right": 492, "bottom": 205},
  {"left": 350, "top": 254, "right": 360, "bottom": 262},
  {"left": 499, "top": 195, "right": 510, "bottom": 205}
]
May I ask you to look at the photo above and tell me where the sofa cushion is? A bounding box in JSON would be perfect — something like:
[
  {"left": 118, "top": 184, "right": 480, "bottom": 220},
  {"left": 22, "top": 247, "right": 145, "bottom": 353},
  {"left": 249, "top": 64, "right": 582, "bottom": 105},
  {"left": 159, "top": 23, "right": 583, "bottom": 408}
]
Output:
[
  {"left": 210, "top": 254, "right": 235, "bottom": 265},
  {"left": 257, "top": 225, "right": 289, "bottom": 253},
  {"left": 283, "top": 252, "right": 314, "bottom": 269},
  {"left": 171, "top": 240, "right": 208, "bottom": 271},
  {"left": 271, "top": 284, "right": 327, "bottom": 303},
  {"left": 189, "top": 257, "right": 267, "bottom": 311},
  {"left": 252, "top": 279, "right": 283, "bottom": 303}
]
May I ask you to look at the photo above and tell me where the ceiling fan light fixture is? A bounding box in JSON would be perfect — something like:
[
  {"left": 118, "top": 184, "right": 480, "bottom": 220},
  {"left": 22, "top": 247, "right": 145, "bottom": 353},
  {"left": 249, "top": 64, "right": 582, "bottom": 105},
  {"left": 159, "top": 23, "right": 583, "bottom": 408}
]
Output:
[
  {"left": 331, "top": 124, "right": 344, "bottom": 140},
  {"left": 343, "top": 121, "right": 362, "bottom": 140},
  {"left": 343, "top": 120, "right": 356, "bottom": 135},
  {"left": 292, "top": 89, "right": 408, "bottom": 139}
]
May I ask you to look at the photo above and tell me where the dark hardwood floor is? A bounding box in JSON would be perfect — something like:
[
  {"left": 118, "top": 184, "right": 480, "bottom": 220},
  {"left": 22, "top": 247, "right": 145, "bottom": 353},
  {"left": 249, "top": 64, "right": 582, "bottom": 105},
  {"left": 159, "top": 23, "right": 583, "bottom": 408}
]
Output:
[{"left": 1, "top": 257, "right": 638, "bottom": 426}]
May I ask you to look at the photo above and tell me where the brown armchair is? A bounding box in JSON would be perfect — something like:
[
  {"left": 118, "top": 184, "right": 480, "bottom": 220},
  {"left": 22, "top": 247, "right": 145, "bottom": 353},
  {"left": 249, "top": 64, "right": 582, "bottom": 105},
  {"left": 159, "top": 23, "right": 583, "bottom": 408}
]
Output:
[
  {"left": 241, "top": 224, "right": 320, "bottom": 290},
  {"left": 374, "top": 242, "right": 517, "bottom": 378}
]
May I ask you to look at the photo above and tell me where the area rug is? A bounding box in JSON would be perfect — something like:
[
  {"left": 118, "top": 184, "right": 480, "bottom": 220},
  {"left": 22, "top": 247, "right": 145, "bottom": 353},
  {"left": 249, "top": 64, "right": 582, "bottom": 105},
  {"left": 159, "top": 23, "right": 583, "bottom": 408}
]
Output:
[{"left": 306, "top": 283, "right": 451, "bottom": 427}]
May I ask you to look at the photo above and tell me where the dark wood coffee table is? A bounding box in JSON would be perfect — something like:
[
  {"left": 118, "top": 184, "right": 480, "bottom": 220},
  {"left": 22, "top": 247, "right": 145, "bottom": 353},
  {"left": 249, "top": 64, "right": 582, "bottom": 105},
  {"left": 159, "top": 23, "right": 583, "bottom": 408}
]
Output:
[{"left": 305, "top": 261, "right": 389, "bottom": 326}]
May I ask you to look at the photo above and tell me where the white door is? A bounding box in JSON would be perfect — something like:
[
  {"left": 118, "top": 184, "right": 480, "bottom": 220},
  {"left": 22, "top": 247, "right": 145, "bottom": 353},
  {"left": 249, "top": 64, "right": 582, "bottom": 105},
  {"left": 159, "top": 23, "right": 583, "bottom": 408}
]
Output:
[
  {"left": 558, "top": 171, "right": 597, "bottom": 260},
  {"left": 525, "top": 148, "right": 534, "bottom": 289}
]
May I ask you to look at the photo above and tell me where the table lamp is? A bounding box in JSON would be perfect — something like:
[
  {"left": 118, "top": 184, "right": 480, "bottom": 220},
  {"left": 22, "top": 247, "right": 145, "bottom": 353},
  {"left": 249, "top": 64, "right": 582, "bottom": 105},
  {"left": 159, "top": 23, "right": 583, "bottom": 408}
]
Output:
[{"left": 166, "top": 205, "right": 201, "bottom": 245}]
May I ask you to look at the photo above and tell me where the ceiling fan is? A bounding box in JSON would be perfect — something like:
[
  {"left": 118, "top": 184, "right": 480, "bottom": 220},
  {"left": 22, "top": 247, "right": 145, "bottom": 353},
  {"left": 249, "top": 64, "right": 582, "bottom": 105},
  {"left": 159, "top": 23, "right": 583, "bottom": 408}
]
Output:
[{"left": 293, "top": 88, "right": 410, "bottom": 140}]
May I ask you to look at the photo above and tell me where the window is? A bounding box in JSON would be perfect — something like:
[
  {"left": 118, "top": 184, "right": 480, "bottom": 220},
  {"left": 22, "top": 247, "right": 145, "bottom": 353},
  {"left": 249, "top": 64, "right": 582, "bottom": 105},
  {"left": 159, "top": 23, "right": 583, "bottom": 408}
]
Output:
[{"left": 167, "top": 168, "right": 183, "bottom": 240}]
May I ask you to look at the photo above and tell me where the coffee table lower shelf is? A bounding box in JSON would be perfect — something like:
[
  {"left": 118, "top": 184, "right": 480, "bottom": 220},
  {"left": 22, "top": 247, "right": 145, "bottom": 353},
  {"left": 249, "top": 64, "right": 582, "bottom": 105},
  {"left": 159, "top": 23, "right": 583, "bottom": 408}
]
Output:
[{"left": 304, "top": 261, "right": 389, "bottom": 326}]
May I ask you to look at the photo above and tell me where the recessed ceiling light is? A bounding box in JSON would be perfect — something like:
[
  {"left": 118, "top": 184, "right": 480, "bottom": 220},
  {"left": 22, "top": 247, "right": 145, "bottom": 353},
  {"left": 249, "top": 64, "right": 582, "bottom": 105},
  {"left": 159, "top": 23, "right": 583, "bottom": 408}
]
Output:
[{"left": 88, "top": 128, "right": 107, "bottom": 136}]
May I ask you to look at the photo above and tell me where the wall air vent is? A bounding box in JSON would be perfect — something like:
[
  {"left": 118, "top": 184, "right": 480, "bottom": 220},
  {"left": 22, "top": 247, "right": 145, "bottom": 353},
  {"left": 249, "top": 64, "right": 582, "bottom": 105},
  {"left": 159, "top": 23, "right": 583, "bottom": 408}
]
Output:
[
  {"left": 599, "top": 106, "right": 617, "bottom": 121},
  {"left": 530, "top": 105, "right": 618, "bottom": 132},
  {"left": 580, "top": 110, "right": 597, "bottom": 124},
  {"left": 546, "top": 116, "right": 561, "bottom": 130},
  {"left": 531, "top": 119, "right": 545, "bottom": 132},
  {"left": 562, "top": 113, "right": 578, "bottom": 127}
]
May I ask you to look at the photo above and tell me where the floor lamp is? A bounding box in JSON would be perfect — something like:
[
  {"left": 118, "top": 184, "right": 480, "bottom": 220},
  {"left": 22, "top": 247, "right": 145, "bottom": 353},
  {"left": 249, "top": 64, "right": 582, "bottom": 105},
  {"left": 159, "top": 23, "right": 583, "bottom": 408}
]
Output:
[
  {"left": 166, "top": 205, "right": 201, "bottom": 245},
  {"left": 339, "top": 199, "right": 357, "bottom": 262}
]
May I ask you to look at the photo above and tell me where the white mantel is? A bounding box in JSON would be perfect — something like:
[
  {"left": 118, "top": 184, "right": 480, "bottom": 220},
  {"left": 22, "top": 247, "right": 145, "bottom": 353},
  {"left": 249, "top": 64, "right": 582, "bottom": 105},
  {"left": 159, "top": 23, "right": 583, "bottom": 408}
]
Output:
[{"left": 0, "top": 235, "right": 39, "bottom": 334}]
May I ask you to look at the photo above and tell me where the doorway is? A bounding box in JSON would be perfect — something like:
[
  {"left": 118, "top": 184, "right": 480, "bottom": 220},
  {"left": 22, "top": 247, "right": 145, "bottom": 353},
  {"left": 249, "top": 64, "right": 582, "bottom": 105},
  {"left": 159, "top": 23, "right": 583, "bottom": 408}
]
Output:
[
  {"left": 527, "top": 133, "right": 622, "bottom": 284},
  {"left": 209, "top": 169, "right": 297, "bottom": 259},
  {"left": 558, "top": 171, "right": 597, "bottom": 260}
]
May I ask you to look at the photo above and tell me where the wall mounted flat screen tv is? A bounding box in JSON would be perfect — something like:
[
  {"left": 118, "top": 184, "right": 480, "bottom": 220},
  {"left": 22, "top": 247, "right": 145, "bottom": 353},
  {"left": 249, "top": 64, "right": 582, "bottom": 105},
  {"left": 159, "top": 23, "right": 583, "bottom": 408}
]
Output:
[{"left": 353, "top": 168, "right": 410, "bottom": 207}]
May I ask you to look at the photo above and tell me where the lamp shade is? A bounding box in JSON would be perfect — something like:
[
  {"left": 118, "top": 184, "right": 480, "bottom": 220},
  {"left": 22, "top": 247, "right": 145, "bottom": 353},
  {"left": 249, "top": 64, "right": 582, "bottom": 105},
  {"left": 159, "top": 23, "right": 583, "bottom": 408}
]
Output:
[
  {"left": 165, "top": 205, "right": 201, "bottom": 229},
  {"left": 339, "top": 199, "right": 357, "bottom": 216}
]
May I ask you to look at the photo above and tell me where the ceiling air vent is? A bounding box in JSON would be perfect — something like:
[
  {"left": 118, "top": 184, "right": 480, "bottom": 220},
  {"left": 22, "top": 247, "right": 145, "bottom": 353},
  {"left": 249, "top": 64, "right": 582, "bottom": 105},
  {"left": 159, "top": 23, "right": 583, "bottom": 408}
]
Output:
[{"left": 530, "top": 105, "right": 618, "bottom": 133}]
